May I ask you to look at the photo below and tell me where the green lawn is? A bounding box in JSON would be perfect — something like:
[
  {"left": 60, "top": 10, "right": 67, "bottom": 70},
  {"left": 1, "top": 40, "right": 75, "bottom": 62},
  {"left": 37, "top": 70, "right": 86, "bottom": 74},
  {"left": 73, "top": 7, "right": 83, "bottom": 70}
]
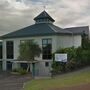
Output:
[{"left": 24, "top": 67, "right": 90, "bottom": 90}]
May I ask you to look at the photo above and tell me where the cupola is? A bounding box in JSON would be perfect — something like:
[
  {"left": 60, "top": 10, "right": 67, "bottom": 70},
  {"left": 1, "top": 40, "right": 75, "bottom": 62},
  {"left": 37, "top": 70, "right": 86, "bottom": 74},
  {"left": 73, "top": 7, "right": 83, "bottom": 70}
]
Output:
[{"left": 34, "top": 11, "right": 55, "bottom": 24}]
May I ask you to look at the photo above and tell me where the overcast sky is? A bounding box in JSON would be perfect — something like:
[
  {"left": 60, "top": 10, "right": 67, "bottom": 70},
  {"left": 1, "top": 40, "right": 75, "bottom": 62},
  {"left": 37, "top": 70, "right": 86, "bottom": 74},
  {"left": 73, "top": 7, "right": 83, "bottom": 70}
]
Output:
[{"left": 0, "top": 0, "right": 90, "bottom": 36}]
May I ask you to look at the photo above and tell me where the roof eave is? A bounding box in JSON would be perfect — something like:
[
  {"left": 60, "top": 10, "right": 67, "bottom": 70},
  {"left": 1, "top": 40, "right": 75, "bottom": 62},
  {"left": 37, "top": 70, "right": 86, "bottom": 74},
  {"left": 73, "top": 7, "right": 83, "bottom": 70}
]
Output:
[{"left": 0, "top": 32, "right": 81, "bottom": 39}]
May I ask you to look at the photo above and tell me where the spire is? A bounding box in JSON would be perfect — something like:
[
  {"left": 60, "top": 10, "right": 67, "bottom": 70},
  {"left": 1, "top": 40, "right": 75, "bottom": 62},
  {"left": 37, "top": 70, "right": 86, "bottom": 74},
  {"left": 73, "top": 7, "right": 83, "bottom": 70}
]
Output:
[{"left": 34, "top": 11, "right": 55, "bottom": 24}]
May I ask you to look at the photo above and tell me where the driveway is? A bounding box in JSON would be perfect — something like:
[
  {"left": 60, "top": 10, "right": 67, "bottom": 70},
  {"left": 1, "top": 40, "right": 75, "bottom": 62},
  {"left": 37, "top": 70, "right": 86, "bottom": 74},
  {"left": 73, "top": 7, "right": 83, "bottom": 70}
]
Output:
[{"left": 0, "top": 72, "right": 31, "bottom": 90}]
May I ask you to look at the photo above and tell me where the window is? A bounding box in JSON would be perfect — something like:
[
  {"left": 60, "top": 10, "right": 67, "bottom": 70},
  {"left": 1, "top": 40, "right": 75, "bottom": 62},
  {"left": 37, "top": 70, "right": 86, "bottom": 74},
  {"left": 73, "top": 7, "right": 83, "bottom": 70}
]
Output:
[
  {"left": 45, "top": 62, "right": 49, "bottom": 67},
  {"left": 42, "top": 39, "right": 52, "bottom": 59},
  {"left": 6, "top": 41, "right": 14, "bottom": 59},
  {"left": 0, "top": 42, "right": 2, "bottom": 59}
]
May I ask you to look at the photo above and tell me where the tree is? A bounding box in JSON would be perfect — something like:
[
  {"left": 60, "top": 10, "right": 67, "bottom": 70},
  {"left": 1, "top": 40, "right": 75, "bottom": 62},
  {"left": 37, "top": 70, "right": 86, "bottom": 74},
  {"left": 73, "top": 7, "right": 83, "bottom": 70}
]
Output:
[
  {"left": 18, "top": 40, "right": 41, "bottom": 73},
  {"left": 82, "top": 31, "right": 90, "bottom": 50}
]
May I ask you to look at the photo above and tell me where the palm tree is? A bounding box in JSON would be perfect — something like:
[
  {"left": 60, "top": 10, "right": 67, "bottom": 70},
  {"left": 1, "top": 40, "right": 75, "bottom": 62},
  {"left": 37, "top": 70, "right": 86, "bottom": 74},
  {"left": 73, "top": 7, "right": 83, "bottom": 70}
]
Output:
[{"left": 18, "top": 40, "right": 41, "bottom": 74}]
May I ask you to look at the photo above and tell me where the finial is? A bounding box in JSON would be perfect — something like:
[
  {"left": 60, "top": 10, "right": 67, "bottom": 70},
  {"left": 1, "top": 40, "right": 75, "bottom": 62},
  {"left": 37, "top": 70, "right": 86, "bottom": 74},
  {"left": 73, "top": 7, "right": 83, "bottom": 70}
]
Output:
[
  {"left": 43, "top": 5, "right": 46, "bottom": 11},
  {"left": 43, "top": 0, "right": 48, "bottom": 11}
]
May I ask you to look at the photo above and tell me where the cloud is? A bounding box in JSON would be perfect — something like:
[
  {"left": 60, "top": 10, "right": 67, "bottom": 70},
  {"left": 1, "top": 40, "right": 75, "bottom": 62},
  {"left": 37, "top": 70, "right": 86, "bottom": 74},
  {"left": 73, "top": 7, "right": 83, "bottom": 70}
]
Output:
[
  {"left": 47, "top": 0, "right": 90, "bottom": 27},
  {"left": 0, "top": 0, "right": 90, "bottom": 36}
]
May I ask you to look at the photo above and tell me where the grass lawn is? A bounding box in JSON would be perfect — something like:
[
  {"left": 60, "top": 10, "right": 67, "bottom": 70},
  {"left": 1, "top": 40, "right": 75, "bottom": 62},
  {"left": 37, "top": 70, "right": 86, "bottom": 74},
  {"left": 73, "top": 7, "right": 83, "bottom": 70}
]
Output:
[{"left": 23, "top": 67, "right": 90, "bottom": 90}]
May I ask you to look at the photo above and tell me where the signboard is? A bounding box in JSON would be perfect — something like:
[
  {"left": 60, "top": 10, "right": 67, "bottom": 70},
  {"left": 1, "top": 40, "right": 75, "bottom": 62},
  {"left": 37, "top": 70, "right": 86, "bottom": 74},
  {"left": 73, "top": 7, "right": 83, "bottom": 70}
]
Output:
[{"left": 55, "top": 54, "right": 67, "bottom": 62}]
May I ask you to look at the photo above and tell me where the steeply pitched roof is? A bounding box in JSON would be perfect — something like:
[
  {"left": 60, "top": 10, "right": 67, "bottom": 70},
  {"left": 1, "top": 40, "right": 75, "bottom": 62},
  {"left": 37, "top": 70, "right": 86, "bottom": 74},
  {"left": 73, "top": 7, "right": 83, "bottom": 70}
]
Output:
[
  {"left": 1, "top": 23, "right": 73, "bottom": 39},
  {"left": 34, "top": 11, "right": 55, "bottom": 22}
]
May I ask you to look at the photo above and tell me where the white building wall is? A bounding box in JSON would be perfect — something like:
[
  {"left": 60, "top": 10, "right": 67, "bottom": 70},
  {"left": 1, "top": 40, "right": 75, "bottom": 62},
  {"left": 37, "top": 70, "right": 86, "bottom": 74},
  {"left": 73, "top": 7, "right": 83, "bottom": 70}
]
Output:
[
  {"left": 37, "top": 61, "right": 52, "bottom": 76},
  {"left": 2, "top": 41, "right": 6, "bottom": 70},
  {"left": 3, "top": 35, "right": 81, "bottom": 61},
  {"left": 2, "top": 35, "right": 81, "bottom": 75},
  {"left": 3, "top": 35, "right": 57, "bottom": 60},
  {"left": 2, "top": 35, "right": 57, "bottom": 75},
  {"left": 14, "top": 39, "right": 20, "bottom": 59},
  {"left": 73, "top": 35, "right": 81, "bottom": 47},
  {"left": 3, "top": 41, "right": 6, "bottom": 60},
  {"left": 56, "top": 35, "right": 81, "bottom": 50}
]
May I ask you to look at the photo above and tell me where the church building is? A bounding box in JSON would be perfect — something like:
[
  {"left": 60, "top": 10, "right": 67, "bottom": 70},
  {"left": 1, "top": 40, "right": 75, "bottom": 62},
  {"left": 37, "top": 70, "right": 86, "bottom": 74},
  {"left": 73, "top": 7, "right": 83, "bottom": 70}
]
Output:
[{"left": 0, "top": 11, "right": 89, "bottom": 76}]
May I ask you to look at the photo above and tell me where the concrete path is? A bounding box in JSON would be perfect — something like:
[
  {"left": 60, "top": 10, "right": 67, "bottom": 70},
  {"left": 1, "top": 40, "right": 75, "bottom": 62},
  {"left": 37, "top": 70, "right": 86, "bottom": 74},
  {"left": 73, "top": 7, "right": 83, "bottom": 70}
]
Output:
[{"left": 0, "top": 72, "right": 31, "bottom": 90}]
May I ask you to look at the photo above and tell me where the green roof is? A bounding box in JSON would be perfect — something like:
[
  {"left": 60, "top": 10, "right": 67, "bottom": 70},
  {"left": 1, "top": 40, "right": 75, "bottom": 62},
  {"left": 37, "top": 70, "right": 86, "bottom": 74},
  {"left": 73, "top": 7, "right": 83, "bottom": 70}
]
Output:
[{"left": 1, "top": 23, "right": 73, "bottom": 39}]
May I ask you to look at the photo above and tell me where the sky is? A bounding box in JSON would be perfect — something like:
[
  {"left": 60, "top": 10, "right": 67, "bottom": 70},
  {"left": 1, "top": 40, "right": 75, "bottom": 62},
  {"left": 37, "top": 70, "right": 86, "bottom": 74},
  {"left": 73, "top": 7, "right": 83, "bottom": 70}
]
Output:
[{"left": 0, "top": 0, "right": 90, "bottom": 36}]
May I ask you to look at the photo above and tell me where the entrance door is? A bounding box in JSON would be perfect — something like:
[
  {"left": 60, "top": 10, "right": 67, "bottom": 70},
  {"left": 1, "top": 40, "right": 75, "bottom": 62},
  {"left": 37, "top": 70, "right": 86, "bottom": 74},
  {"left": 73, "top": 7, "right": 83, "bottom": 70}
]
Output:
[{"left": 6, "top": 61, "right": 12, "bottom": 71}]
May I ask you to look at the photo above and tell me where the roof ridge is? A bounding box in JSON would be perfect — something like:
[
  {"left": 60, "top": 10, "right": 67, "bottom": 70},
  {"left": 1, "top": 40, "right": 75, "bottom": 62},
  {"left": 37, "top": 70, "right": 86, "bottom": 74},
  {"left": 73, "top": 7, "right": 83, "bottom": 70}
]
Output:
[
  {"left": 51, "top": 24, "right": 72, "bottom": 33},
  {"left": 48, "top": 24, "right": 58, "bottom": 33},
  {"left": 64, "top": 26, "right": 89, "bottom": 29},
  {"left": 62, "top": 29, "right": 73, "bottom": 33},
  {"left": 48, "top": 24, "right": 72, "bottom": 34}
]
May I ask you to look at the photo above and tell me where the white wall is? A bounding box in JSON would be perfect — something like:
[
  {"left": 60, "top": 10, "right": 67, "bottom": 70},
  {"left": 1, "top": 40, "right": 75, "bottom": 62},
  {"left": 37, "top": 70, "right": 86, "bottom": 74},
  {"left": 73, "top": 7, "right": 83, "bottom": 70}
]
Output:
[
  {"left": 2, "top": 35, "right": 82, "bottom": 60},
  {"left": 3, "top": 41, "right": 6, "bottom": 60},
  {"left": 56, "top": 35, "right": 81, "bottom": 50},
  {"left": 2, "top": 35, "right": 57, "bottom": 74},
  {"left": 2, "top": 35, "right": 57, "bottom": 60},
  {"left": 73, "top": 35, "right": 81, "bottom": 47},
  {"left": 2, "top": 35, "right": 82, "bottom": 74},
  {"left": 37, "top": 61, "right": 52, "bottom": 76}
]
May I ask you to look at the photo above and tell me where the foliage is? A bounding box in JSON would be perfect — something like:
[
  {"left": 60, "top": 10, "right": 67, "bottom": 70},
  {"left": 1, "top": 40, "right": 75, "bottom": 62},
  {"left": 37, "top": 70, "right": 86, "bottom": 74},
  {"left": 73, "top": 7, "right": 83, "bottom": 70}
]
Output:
[
  {"left": 52, "top": 47, "right": 77, "bottom": 74},
  {"left": 18, "top": 68, "right": 27, "bottom": 75},
  {"left": 51, "top": 61, "right": 66, "bottom": 75},
  {"left": 81, "top": 32, "right": 90, "bottom": 50},
  {"left": 12, "top": 68, "right": 18, "bottom": 72},
  {"left": 66, "top": 59, "right": 77, "bottom": 71},
  {"left": 52, "top": 38, "right": 90, "bottom": 74},
  {"left": 12, "top": 68, "right": 27, "bottom": 75},
  {"left": 55, "top": 47, "right": 77, "bottom": 61},
  {"left": 18, "top": 40, "right": 41, "bottom": 72},
  {"left": 76, "top": 48, "right": 90, "bottom": 67},
  {"left": 18, "top": 40, "right": 41, "bottom": 61}
]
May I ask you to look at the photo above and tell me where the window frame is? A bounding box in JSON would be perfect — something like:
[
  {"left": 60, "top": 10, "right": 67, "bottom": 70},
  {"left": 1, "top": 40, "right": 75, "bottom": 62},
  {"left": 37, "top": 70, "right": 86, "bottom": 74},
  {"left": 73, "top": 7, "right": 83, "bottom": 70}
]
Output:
[
  {"left": 42, "top": 38, "right": 52, "bottom": 60},
  {"left": 6, "top": 41, "right": 14, "bottom": 59}
]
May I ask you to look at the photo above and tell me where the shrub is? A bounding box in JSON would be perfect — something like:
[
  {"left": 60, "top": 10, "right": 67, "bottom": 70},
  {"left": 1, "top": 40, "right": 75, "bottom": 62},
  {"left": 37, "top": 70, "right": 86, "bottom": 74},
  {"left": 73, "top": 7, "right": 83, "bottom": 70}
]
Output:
[
  {"left": 52, "top": 47, "right": 77, "bottom": 74},
  {"left": 12, "top": 68, "right": 27, "bottom": 75},
  {"left": 55, "top": 47, "right": 77, "bottom": 61},
  {"left": 18, "top": 68, "right": 27, "bottom": 75},
  {"left": 76, "top": 47, "right": 90, "bottom": 67},
  {"left": 51, "top": 61, "right": 66, "bottom": 76},
  {"left": 12, "top": 68, "right": 18, "bottom": 72},
  {"left": 66, "top": 59, "right": 77, "bottom": 71},
  {"left": 52, "top": 43, "right": 90, "bottom": 75}
]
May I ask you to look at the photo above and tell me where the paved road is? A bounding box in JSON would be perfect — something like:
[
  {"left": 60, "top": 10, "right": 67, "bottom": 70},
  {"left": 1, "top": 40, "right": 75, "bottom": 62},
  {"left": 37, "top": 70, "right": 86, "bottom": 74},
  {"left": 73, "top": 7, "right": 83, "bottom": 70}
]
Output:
[{"left": 0, "top": 72, "right": 31, "bottom": 90}]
